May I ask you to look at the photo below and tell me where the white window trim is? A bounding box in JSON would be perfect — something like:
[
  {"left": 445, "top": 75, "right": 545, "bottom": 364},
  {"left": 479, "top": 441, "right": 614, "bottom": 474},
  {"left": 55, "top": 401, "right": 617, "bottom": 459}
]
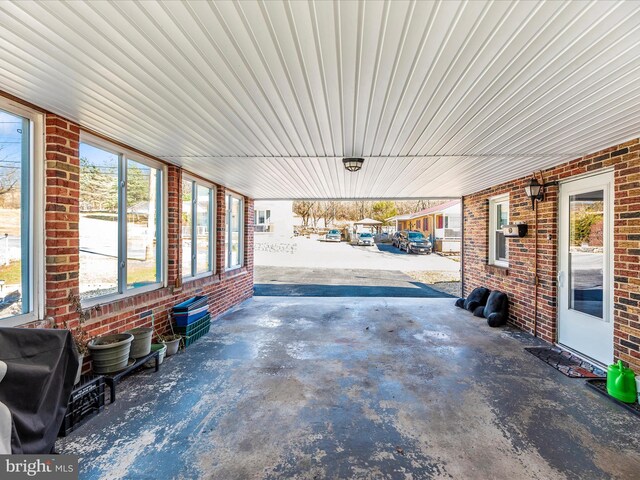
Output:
[
  {"left": 0, "top": 98, "right": 44, "bottom": 326},
  {"left": 255, "top": 209, "right": 271, "bottom": 225},
  {"left": 182, "top": 175, "right": 216, "bottom": 282},
  {"left": 489, "top": 193, "right": 509, "bottom": 268},
  {"left": 80, "top": 133, "right": 167, "bottom": 307},
  {"left": 225, "top": 192, "right": 244, "bottom": 271}
]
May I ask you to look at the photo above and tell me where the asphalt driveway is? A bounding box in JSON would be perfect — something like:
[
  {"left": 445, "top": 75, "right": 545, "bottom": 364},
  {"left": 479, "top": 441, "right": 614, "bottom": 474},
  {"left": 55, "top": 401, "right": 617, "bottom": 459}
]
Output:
[
  {"left": 254, "top": 236, "right": 460, "bottom": 272},
  {"left": 254, "top": 236, "right": 461, "bottom": 297},
  {"left": 254, "top": 266, "right": 453, "bottom": 298}
]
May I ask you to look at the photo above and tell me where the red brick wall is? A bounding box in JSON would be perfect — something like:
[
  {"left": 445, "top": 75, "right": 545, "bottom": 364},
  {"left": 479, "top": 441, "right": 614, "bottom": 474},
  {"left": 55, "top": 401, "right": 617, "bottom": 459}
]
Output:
[
  {"left": 462, "top": 138, "right": 640, "bottom": 372},
  {"left": 20, "top": 112, "right": 254, "bottom": 372},
  {"left": 167, "top": 165, "right": 182, "bottom": 288},
  {"left": 44, "top": 115, "right": 81, "bottom": 327}
]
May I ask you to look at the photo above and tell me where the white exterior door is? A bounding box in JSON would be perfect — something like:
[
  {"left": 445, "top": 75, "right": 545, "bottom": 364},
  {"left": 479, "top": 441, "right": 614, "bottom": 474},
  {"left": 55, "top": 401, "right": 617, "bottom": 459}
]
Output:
[{"left": 557, "top": 172, "right": 614, "bottom": 365}]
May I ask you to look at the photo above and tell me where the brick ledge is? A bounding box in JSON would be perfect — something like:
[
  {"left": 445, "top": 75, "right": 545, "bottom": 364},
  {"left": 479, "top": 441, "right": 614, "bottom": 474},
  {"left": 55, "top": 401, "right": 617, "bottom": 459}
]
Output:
[{"left": 484, "top": 264, "right": 509, "bottom": 276}]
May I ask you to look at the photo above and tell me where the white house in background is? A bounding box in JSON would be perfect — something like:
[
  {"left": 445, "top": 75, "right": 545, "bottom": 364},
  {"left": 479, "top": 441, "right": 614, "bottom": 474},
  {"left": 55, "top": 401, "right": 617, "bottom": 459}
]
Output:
[{"left": 253, "top": 200, "right": 294, "bottom": 237}]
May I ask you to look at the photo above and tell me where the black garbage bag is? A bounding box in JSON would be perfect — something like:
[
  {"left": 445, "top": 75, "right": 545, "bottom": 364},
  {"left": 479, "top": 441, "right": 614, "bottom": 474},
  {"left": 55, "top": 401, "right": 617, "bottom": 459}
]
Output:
[
  {"left": 0, "top": 327, "right": 78, "bottom": 453},
  {"left": 455, "top": 287, "right": 491, "bottom": 312}
]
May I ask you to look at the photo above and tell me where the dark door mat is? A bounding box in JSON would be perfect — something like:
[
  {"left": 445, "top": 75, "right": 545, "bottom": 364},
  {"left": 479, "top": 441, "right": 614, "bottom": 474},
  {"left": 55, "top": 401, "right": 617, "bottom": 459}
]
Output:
[
  {"left": 586, "top": 378, "right": 640, "bottom": 417},
  {"left": 524, "top": 346, "right": 606, "bottom": 378}
]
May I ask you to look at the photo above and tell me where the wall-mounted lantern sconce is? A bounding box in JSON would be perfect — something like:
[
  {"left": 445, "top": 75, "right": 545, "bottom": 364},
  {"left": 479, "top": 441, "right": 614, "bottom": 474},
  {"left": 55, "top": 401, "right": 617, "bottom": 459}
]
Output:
[
  {"left": 524, "top": 176, "right": 558, "bottom": 210},
  {"left": 342, "top": 157, "right": 364, "bottom": 172}
]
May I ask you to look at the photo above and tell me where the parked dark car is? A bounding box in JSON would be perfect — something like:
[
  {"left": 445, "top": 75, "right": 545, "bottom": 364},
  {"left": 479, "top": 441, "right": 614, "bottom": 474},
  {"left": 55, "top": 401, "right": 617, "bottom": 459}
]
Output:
[
  {"left": 398, "top": 230, "right": 432, "bottom": 254},
  {"left": 392, "top": 231, "right": 403, "bottom": 248}
]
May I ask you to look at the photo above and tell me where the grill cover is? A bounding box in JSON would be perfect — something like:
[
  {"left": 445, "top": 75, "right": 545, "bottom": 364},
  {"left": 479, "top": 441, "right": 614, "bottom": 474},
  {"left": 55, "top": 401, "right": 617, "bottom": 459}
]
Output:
[{"left": 0, "top": 327, "right": 78, "bottom": 453}]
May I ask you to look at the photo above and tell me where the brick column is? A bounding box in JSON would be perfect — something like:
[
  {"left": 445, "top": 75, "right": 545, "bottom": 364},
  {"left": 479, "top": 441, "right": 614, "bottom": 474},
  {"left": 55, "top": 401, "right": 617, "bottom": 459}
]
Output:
[
  {"left": 44, "top": 114, "right": 80, "bottom": 327},
  {"left": 216, "top": 186, "right": 227, "bottom": 275},
  {"left": 244, "top": 198, "right": 254, "bottom": 270},
  {"left": 613, "top": 140, "right": 640, "bottom": 368},
  {"left": 167, "top": 165, "right": 181, "bottom": 288}
]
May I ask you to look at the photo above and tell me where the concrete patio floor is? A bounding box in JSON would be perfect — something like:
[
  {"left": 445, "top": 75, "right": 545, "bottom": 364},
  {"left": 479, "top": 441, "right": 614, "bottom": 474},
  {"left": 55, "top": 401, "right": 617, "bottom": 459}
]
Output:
[{"left": 57, "top": 297, "right": 640, "bottom": 479}]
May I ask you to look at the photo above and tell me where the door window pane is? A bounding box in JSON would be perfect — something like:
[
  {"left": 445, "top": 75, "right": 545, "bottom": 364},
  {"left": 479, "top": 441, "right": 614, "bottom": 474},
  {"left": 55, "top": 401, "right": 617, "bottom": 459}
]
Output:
[
  {"left": 569, "top": 190, "right": 604, "bottom": 318},
  {"left": 196, "top": 185, "right": 211, "bottom": 274},
  {"left": 182, "top": 179, "right": 193, "bottom": 277},
  {"left": 0, "top": 109, "right": 28, "bottom": 318},
  {"left": 126, "top": 159, "right": 160, "bottom": 288},
  {"left": 79, "top": 143, "right": 119, "bottom": 300}
]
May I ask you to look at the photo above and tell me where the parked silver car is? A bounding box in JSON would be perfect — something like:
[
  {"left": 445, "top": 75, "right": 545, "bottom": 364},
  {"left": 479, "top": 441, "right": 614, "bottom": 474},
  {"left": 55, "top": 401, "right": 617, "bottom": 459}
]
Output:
[
  {"left": 357, "top": 232, "right": 375, "bottom": 246},
  {"left": 325, "top": 229, "right": 341, "bottom": 242}
]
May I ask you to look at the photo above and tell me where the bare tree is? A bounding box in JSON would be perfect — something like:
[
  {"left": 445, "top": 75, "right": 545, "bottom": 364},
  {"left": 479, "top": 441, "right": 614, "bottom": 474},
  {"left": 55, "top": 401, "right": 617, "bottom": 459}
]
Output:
[
  {"left": 0, "top": 170, "right": 17, "bottom": 197},
  {"left": 319, "top": 201, "right": 339, "bottom": 227},
  {"left": 294, "top": 199, "right": 452, "bottom": 226},
  {"left": 293, "top": 201, "right": 314, "bottom": 227},
  {"left": 0, "top": 146, "right": 18, "bottom": 200},
  {"left": 309, "top": 202, "right": 321, "bottom": 228}
]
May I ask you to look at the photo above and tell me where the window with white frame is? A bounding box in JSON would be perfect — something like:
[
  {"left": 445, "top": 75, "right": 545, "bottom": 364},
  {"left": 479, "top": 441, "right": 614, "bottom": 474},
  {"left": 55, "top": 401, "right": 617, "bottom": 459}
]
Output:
[
  {"left": 225, "top": 193, "right": 243, "bottom": 270},
  {"left": 79, "top": 138, "right": 164, "bottom": 302},
  {"left": 255, "top": 209, "right": 270, "bottom": 225},
  {"left": 0, "top": 102, "right": 42, "bottom": 325},
  {"left": 489, "top": 194, "right": 509, "bottom": 267},
  {"left": 182, "top": 177, "right": 214, "bottom": 279}
]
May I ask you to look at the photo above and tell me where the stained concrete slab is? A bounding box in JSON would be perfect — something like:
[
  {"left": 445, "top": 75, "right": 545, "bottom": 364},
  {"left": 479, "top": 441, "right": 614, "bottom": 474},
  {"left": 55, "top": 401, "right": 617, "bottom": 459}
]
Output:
[{"left": 57, "top": 297, "right": 640, "bottom": 479}]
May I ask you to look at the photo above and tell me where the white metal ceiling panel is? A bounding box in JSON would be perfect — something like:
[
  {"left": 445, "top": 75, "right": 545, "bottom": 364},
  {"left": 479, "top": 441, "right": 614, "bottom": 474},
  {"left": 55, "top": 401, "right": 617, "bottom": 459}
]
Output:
[{"left": 0, "top": 0, "right": 638, "bottom": 199}]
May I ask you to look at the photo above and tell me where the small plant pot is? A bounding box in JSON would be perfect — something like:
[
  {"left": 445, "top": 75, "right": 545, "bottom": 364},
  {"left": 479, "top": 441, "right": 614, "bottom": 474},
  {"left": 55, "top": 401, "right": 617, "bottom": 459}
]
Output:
[
  {"left": 74, "top": 353, "right": 84, "bottom": 385},
  {"left": 126, "top": 327, "right": 153, "bottom": 358},
  {"left": 144, "top": 343, "right": 167, "bottom": 368},
  {"left": 162, "top": 337, "right": 181, "bottom": 356},
  {"left": 88, "top": 333, "right": 134, "bottom": 374}
]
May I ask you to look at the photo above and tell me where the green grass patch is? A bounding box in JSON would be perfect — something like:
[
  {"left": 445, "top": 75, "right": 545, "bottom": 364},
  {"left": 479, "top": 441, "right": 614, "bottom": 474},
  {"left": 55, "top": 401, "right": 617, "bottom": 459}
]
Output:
[
  {"left": 0, "top": 260, "right": 21, "bottom": 285},
  {"left": 127, "top": 264, "right": 158, "bottom": 285}
]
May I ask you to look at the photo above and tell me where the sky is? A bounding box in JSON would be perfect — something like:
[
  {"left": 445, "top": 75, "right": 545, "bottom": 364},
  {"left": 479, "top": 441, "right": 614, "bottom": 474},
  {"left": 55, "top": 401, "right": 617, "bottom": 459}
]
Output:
[
  {"left": 0, "top": 109, "right": 24, "bottom": 175},
  {"left": 0, "top": 107, "right": 154, "bottom": 184},
  {"left": 80, "top": 141, "right": 152, "bottom": 176}
]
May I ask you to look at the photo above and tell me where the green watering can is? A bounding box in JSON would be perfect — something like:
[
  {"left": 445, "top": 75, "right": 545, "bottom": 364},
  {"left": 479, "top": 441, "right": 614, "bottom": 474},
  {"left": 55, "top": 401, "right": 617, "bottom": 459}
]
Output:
[{"left": 606, "top": 360, "right": 637, "bottom": 403}]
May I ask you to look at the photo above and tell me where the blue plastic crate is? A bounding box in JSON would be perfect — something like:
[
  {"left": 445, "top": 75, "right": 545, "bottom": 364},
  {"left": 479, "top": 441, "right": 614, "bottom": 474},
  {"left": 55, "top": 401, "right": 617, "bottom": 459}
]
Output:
[
  {"left": 173, "top": 296, "right": 209, "bottom": 326},
  {"left": 173, "top": 296, "right": 208, "bottom": 313},
  {"left": 174, "top": 313, "right": 211, "bottom": 336},
  {"left": 174, "top": 305, "right": 209, "bottom": 326},
  {"left": 182, "top": 320, "right": 211, "bottom": 347}
]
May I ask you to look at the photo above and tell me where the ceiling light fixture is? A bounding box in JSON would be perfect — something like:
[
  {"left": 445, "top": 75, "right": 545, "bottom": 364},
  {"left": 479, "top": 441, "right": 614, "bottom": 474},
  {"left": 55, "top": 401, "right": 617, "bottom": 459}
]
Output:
[{"left": 342, "top": 157, "right": 364, "bottom": 172}]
